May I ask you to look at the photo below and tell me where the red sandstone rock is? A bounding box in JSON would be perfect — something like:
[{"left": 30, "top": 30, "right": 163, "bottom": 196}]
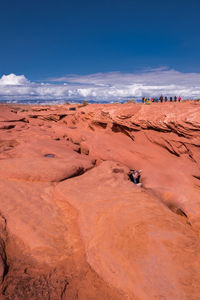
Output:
[
  {"left": 0, "top": 156, "right": 93, "bottom": 182},
  {"left": 0, "top": 102, "right": 200, "bottom": 299},
  {"left": 55, "top": 161, "right": 200, "bottom": 299}
]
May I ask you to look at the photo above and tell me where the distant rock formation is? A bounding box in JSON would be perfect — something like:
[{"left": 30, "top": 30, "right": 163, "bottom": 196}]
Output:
[{"left": 0, "top": 101, "right": 200, "bottom": 299}]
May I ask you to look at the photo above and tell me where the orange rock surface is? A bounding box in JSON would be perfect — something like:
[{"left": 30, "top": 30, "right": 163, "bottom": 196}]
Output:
[{"left": 0, "top": 101, "right": 200, "bottom": 299}]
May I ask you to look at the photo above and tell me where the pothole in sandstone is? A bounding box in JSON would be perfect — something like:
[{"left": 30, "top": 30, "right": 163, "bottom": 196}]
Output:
[{"left": 44, "top": 154, "right": 55, "bottom": 158}]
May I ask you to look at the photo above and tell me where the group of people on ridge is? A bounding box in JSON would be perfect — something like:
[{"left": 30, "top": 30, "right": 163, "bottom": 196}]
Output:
[{"left": 142, "top": 96, "right": 181, "bottom": 103}]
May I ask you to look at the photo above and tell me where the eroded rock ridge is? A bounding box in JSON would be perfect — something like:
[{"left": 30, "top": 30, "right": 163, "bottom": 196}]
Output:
[{"left": 0, "top": 102, "right": 200, "bottom": 299}]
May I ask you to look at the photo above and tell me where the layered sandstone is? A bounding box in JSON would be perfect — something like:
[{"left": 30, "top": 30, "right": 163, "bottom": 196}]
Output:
[{"left": 0, "top": 101, "right": 200, "bottom": 299}]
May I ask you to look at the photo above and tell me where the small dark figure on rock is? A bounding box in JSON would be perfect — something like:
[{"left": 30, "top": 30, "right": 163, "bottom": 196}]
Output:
[{"left": 129, "top": 170, "right": 142, "bottom": 187}]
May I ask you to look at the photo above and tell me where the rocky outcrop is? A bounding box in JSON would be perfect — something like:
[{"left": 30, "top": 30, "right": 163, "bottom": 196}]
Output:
[
  {"left": 55, "top": 161, "right": 200, "bottom": 299},
  {"left": 66, "top": 102, "right": 200, "bottom": 228},
  {"left": 0, "top": 102, "right": 200, "bottom": 299}
]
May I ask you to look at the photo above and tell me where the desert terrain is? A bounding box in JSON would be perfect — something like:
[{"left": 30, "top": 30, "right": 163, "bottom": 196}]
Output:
[{"left": 0, "top": 101, "right": 200, "bottom": 299}]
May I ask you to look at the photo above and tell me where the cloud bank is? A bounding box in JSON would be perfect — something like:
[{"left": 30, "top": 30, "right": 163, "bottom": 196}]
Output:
[
  {"left": 0, "top": 74, "right": 29, "bottom": 85},
  {"left": 0, "top": 69, "right": 200, "bottom": 103}
]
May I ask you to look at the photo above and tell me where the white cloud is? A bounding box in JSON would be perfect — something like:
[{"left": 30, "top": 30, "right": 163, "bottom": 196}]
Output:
[
  {"left": 0, "top": 69, "right": 200, "bottom": 103},
  {"left": 0, "top": 73, "right": 29, "bottom": 85}
]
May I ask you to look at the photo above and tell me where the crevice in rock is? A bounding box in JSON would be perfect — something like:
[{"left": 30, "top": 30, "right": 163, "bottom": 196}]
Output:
[
  {"left": 10, "top": 110, "right": 18, "bottom": 114},
  {"left": 168, "top": 205, "right": 187, "bottom": 217},
  {"left": 111, "top": 123, "right": 135, "bottom": 140},
  {"left": 144, "top": 126, "right": 170, "bottom": 133},
  {"left": 58, "top": 167, "right": 87, "bottom": 182},
  {"left": 182, "top": 144, "right": 197, "bottom": 162},
  {"left": 32, "top": 108, "right": 48, "bottom": 112},
  {"left": 61, "top": 281, "right": 69, "bottom": 299},
  {"left": 167, "top": 205, "right": 191, "bottom": 225},
  {"left": 0, "top": 125, "right": 15, "bottom": 130},
  {"left": 92, "top": 121, "right": 107, "bottom": 129},
  {"left": 58, "top": 114, "right": 68, "bottom": 120},
  {"left": 29, "top": 115, "right": 38, "bottom": 119},
  {"left": 59, "top": 162, "right": 97, "bottom": 182},
  {"left": 161, "top": 139, "right": 180, "bottom": 157},
  {"left": 88, "top": 125, "right": 95, "bottom": 131},
  {"left": 134, "top": 121, "right": 197, "bottom": 139},
  {"left": 73, "top": 147, "right": 81, "bottom": 154},
  {"left": 165, "top": 123, "right": 198, "bottom": 138},
  {"left": 0, "top": 118, "right": 28, "bottom": 123},
  {"left": 193, "top": 175, "right": 200, "bottom": 180},
  {"left": 144, "top": 133, "right": 180, "bottom": 157},
  {"left": 29, "top": 114, "right": 67, "bottom": 122}
]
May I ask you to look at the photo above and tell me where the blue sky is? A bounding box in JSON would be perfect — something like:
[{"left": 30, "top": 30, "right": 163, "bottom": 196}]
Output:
[{"left": 0, "top": 0, "right": 200, "bottom": 101}]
